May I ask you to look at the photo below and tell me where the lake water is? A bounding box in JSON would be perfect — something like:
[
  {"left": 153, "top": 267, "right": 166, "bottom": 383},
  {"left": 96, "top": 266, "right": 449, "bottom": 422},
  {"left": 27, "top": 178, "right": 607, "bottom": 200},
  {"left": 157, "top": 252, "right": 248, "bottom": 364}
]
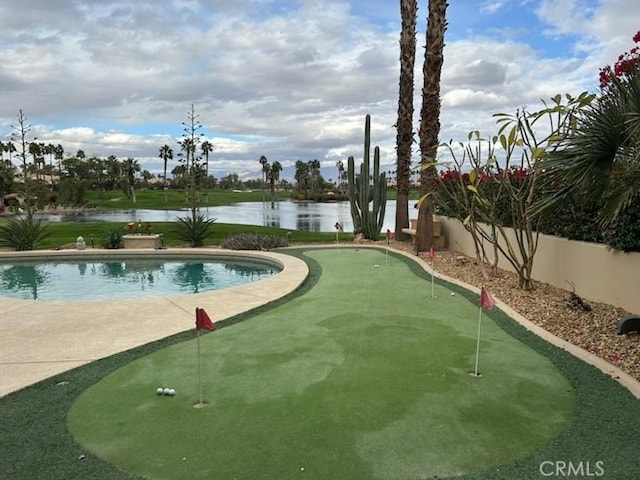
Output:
[{"left": 35, "top": 200, "right": 412, "bottom": 233}]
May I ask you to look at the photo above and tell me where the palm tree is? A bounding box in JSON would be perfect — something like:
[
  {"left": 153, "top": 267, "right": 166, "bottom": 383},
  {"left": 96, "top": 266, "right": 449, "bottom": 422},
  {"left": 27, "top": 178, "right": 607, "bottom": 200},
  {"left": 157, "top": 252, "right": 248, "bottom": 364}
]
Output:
[
  {"left": 294, "top": 160, "right": 309, "bottom": 196},
  {"left": 122, "top": 157, "right": 141, "bottom": 203},
  {"left": 416, "top": 0, "right": 448, "bottom": 252},
  {"left": 178, "top": 138, "right": 195, "bottom": 178},
  {"left": 541, "top": 71, "right": 640, "bottom": 224},
  {"left": 171, "top": 164, "right": 186, "bottom": 185},
  {"left": 104, "top": 155, "right": 121, "bottom": 191},
  {"left": 259, "top": 155, "right": 269, "bottom": 201},
  {"left": 159, "top": 144, "right": 173, "bottom": 184},
  {"left": 309, "top": 159, "right": 321, "bottom": 194},
  {"left": 158, "top": 144, "right": 173, "bottom": 203},
  {"left": 266, "top": 160, "right": 282, "bottom": 204},
  {"left": 54, "top": 144, "right": 64, "bottom": 180},
  {"left": 28, "top": 142, "right": 42, "bottom": 182},
  {"left": 201, "top": 140, "right": 213, "bottom": 178},
  {"left": 395, "top": 0, "right": 418, "bottom": 242},
  {"left": 5, "top": 141, "right": 16, "bottom": 164}
]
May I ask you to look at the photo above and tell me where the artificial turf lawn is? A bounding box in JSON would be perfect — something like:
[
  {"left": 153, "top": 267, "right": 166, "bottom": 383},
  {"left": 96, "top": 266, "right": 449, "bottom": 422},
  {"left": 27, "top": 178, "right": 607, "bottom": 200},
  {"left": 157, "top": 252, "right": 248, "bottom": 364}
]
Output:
[
  {"left": 66, "top": 248, "right": 574, "bottom": 479},
  {"left": 2, "top": 248, "right": 639, "bottom": 480}
]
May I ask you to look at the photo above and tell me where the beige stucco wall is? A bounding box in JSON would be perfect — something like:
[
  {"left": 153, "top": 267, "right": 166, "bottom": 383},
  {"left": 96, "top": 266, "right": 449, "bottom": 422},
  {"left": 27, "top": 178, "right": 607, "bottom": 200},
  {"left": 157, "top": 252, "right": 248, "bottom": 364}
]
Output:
[{"left": 439, "top": 217, "right": 640, "bottom": 314}]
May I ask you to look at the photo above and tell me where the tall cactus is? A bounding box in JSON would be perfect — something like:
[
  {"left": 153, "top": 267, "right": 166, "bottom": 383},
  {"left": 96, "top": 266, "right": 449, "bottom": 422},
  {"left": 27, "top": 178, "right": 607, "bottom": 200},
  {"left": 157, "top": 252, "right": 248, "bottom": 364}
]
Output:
[{"left": 347, "top": 115, "right": 387, "bottom": 240}]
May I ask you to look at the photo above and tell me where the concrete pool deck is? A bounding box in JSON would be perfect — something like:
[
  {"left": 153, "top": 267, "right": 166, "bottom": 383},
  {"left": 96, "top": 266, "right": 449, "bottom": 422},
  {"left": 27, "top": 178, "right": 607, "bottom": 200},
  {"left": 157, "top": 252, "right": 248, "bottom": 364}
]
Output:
[
  {"left": 0, "top": 248, "right": 308, "bottom": 397},
  {"left": 1, "top": 245, "right": 638, "bottom": 400}
]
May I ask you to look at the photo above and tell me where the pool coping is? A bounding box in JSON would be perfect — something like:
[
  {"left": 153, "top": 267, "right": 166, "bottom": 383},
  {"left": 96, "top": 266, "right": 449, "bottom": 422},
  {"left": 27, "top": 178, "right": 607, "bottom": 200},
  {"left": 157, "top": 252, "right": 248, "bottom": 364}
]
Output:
[{"left": 0, "top": 248, "right": 308, "bottom": 398}]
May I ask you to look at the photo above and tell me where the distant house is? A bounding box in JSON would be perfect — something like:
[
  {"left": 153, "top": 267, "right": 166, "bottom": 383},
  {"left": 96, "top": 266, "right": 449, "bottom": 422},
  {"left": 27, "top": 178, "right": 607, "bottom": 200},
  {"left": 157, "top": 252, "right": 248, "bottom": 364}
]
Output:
[{"left": 3, "top": 193, "right": 26, "bottom": 207}]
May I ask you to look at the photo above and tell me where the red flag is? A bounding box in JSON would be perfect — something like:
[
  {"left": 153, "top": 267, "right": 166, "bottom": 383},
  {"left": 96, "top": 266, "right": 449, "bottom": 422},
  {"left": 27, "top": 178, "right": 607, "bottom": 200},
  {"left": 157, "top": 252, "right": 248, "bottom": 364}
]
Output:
[
  {"left": 196, "top": 307, "right": 215, "bottom": 331},
  {"left": 428, "top": 246, "right": 435, "bottom": 261},
  {"left": 334, "top": 222, "right": 343, "bottom": 232},
  {"left": 386, "top": 229, "right": 393, "bottom": 240},
  {"left": 480, "top": 287, "right": 495, "bottom": 310}
]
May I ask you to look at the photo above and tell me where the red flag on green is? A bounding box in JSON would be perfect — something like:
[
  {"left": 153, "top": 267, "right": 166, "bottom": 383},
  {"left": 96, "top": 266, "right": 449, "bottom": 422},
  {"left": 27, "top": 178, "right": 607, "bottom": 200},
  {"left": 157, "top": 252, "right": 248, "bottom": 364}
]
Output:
[
  {"left": 196, "top": 307, "right": 215, "bottom": 331},
  {"left": 428, "top": 245, "right": 435, "bottom": 261},
  {"left": 480, "top": 287, "right": 495, "bottom": 310}
]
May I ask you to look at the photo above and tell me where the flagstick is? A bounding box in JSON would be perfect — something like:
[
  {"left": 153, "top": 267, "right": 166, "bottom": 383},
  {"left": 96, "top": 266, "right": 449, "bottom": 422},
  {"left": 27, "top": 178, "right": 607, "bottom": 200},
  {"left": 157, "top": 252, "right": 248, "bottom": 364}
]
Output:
[
  {"left": 431, "top": 269, "right": 434, "bottom": 298},
  {"left": 196, "top": 329, "right": 205, "bottom": 406},
  {"left": 385, "top": 238, "right": 389, "bottom": 265},
  {"left": 430, "top": 259, "right": 435, "bottom": 298},
  {"left": 473, "top": 306, "right": 483, "bottom": 376}
]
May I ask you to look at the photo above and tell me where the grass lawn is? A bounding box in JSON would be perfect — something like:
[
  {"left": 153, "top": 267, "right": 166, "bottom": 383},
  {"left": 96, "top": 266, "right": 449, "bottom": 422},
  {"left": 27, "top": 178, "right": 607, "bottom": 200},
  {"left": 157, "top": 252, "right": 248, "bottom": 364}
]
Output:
[
  {"left": 85, "top": 188, "right": 284, "bottom": 209},
  {"left": 37, "top": 222, "right": 346, "bottom": 250},
  {"left": 2, "top": 249, "right": 639, "bottom": 479},
  {"left": 83, "top": 187, "right": 419, "bottom": 210}
]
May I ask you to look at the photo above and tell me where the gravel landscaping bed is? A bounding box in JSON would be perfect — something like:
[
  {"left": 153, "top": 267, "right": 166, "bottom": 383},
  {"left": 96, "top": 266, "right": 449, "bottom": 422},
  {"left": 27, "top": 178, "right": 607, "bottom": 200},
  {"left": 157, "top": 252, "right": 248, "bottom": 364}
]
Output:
[{"left": 387, "top": 242, "right": 640, "bottom": 382}]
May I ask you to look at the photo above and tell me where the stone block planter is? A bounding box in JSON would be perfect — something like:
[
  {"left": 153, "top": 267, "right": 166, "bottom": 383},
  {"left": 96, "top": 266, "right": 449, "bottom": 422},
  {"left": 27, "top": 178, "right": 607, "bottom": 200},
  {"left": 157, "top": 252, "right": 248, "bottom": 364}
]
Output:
[{"left": 122, "top": 234, "right": 161, "bottom": 249}]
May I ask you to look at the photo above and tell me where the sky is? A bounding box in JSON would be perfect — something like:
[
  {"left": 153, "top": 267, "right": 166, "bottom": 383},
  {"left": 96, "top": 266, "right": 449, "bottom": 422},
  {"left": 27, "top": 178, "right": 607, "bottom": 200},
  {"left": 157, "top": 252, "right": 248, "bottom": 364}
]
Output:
[{"left": 0, "top": 0, "right": 638, "bottom": 182}]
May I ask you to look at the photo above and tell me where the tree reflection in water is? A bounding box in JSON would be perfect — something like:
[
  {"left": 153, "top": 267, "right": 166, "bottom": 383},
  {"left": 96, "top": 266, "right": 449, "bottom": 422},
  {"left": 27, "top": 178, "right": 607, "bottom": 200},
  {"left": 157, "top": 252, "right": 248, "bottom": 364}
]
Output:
[
  {"left": 172, "top": 262, "right": 215, "bottom": 294},
  {"left": 101, "top": 262, "right": 126, "bottom": 278},
  {"left": 224, "top": 262, "right": 274, "bottom": 280},
  {"left": 0, "top": 264, "right": 49, "bottom": 300}
]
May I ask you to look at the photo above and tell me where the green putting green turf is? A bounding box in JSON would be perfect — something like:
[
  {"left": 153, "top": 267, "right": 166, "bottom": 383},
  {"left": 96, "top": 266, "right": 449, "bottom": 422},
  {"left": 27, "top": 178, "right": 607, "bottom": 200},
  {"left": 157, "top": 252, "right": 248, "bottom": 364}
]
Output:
[{"left": 67, "top": 248, "right": 575, "bottom": 479}]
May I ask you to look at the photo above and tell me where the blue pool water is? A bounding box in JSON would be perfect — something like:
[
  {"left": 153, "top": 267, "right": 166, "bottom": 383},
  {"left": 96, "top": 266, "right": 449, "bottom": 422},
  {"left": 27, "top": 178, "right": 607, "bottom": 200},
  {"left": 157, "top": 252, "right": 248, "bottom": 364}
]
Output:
[{"left": 0, "top": 259, "right": 279, "bottom": 301}]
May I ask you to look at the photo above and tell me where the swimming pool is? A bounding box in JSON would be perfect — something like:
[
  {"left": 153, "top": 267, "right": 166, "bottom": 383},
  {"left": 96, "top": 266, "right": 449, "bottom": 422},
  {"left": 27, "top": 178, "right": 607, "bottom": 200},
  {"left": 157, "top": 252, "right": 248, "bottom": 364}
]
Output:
[{"left": 0, "top": 255, "right": 280, "bottom": 301}]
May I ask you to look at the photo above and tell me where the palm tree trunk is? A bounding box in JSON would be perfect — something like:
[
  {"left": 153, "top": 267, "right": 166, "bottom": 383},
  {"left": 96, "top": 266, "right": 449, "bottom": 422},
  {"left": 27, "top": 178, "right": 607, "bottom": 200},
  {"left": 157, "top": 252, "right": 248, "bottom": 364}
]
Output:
[
  {"left": 416, "top": 0, "right": 447, "bottom": 252},
  {"left": 395, "top": 0, "right": 417, "bottom": 242}
]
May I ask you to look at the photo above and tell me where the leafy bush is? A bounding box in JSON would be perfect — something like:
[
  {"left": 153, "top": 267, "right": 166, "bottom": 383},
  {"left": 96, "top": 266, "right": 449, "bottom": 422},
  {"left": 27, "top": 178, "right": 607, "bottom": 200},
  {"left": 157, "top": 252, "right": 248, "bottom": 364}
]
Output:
[
  {"left": 221, "top": 232, "right": 289, "bottom": 250},
  {"left": 58, "top": 178, "right": 89, "bottom": 205},
  {"left": 536, "top": 195, "right": 604, "bottom": 244},
  {"left": 602, "top": 198, "right": 640, "bottom": 252},
  {"left": 434, "top": 172, "right": 640, "bottom": 251},
  {"left": 0, "top": 215, "right": 50, "bottom": 251},
  {"left": 100, "top": 228, "right": 123, "bottom": 249},
  {"left": 172, "top": 212, "right": 216, "bottom": 247}
]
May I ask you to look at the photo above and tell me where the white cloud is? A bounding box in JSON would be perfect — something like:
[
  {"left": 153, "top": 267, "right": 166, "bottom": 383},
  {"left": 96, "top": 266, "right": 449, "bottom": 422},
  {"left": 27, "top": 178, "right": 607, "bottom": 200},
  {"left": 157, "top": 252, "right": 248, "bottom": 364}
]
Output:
[
  {"left": 0, "top": 0, "right": 638, "bottom": 180},
  {"left": 442, "top": 89, "right": 508, "bottom": 109},
  {"left": 480, "top": 0, "right": 509, "bottom": 14}
]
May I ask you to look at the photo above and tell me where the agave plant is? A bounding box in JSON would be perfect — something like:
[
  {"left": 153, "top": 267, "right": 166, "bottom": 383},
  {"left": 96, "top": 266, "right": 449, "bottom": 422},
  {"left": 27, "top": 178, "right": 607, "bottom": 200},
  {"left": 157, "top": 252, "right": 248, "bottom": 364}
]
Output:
[
  {"left": 0, "top": 215, "right": 49, "bottom": 251},
  {"left": 172, "top": 212, "right": 216, "bottom": 247}
]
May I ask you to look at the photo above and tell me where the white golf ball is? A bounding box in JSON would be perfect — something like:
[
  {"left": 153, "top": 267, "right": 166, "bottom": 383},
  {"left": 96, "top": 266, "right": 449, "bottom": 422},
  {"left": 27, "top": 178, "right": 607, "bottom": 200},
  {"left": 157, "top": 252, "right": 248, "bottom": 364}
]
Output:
[
  {"left": 168, "top": 388, "right": 176, "bottom": 396},
  {"left": 163, "top": 388, "right": 171, "bottom": 395},
  {"left": 450, "top": 292, "right": 455, "bottom": 296},
  {"left": 156, "top": 387, "right": 164, "bottom": 395}
]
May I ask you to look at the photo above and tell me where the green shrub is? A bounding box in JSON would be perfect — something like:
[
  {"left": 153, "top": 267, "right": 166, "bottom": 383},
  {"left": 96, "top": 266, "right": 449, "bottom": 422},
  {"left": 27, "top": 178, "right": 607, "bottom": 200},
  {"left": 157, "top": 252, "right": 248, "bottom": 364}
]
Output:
[
  {"left": 0, "top": 215, "right": 50, "bottom": 251},
  {"left": 602, "top": 199, "right": 640, "bottom": 252},
  {"left": 536, "top": 198, "right": 604, "bottom": 243},
  {"left": 100, "top": 228, "right": 123, "bottom": 249},
  {"left": 172, "top": 212, "right": 216, "bottom": 247},
  {"left": 221, "top": 232, "right": 288, "bottom": 250},
  {"left": 58, "top": 178, "right": 89, "bottom": 205}
]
